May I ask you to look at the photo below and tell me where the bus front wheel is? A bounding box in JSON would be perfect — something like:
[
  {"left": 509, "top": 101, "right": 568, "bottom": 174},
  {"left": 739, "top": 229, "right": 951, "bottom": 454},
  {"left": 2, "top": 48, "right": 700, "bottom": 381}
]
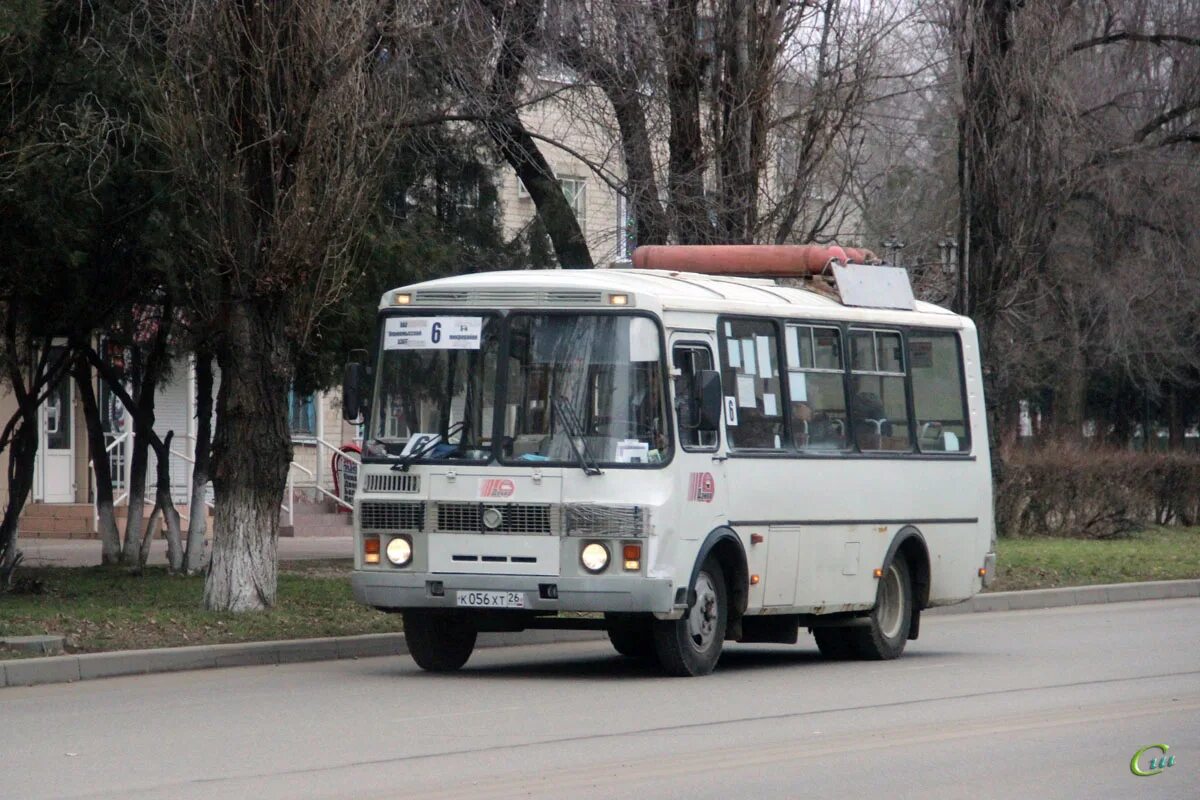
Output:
[
  {"left": 652, "top": 558, "right": 727, "bottom": 677},
  {"left": 606, "top": 613, "right": 655, "bottom": 659},
  {"left": 402, "top": 610, "right": 477, "bottom": 672}
]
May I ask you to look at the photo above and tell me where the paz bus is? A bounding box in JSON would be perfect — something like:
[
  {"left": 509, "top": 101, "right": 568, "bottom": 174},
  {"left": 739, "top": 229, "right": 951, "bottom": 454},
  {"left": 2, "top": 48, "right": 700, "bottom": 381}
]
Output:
[{"left": 345, "top": 245, "right": 995, "bottom": 677}]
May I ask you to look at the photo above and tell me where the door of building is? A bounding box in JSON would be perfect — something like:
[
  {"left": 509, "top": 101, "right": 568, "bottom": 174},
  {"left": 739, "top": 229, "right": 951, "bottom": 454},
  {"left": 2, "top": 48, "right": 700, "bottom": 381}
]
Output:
[{"left": 39, "top": 375, "right": 75, "bottom": 502}]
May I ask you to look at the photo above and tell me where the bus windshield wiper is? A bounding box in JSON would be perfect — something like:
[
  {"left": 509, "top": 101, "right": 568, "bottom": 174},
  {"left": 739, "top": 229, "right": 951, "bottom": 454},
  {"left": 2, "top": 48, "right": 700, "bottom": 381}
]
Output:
[
  {"left": 393, "top": 422, "right": 465, "bottom": 472},
  {"left": 552, "top": 397, "right": 602, "bottom": 476}
]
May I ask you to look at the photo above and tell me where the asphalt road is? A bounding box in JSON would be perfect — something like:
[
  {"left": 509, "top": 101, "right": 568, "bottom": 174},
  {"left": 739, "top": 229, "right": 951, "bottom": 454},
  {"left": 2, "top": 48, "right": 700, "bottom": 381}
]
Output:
[{"left": 5, "top": 599, "right": 1198, "bottom": 800}]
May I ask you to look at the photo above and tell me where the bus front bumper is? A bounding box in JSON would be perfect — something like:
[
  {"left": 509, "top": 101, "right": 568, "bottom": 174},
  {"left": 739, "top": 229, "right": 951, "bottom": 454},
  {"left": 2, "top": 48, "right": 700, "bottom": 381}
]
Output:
[{"left": 352, "top": 570, "right": 677, "bottom": 615}]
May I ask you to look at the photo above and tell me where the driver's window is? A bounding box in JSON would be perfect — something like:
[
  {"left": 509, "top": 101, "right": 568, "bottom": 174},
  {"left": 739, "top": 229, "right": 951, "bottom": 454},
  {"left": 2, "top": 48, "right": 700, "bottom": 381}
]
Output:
[{"left": 672, "top": 344, "right": 718, "bottom": 450}]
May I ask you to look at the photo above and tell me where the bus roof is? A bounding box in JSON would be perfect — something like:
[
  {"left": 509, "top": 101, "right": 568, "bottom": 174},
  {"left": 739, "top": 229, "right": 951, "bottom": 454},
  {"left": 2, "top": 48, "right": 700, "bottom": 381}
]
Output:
[{"left": 382, "top": 268, "right": 965, "bottom": 329}]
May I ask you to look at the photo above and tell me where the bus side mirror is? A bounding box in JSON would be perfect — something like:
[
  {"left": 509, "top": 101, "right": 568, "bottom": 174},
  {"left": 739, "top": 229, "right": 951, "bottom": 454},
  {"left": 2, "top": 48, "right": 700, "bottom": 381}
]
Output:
[
  {"left": 696, "top": 370, "right": 722, "bottom": 432},
  {"left": 342, "top": 361, "right": 364, "bottom": 422}
]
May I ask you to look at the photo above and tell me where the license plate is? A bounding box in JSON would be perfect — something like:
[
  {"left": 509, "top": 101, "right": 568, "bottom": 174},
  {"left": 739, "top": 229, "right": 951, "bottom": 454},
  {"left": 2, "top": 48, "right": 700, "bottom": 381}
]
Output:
[{"left": 455, "top": 590, "right": 526, "bottom": 609}]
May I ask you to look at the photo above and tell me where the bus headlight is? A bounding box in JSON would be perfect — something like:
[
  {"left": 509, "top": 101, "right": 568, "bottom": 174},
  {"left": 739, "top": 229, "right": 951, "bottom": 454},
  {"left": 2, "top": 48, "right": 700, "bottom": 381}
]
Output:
[
  {"left": 580, "top": 542, "right": 609, "bottom": 574},
  {"left": 386, "top": 536, "right": 413, "bottom": 567}
]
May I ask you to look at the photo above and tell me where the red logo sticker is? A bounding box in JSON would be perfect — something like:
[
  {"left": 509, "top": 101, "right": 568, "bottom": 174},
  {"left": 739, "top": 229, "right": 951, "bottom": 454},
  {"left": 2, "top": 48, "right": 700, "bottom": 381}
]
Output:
[
  {"left": 688, "top": 472, "right": 715, "bottom": 503},
  {"left": 479, "top": 478, "right": 516, "bottom": 499}
]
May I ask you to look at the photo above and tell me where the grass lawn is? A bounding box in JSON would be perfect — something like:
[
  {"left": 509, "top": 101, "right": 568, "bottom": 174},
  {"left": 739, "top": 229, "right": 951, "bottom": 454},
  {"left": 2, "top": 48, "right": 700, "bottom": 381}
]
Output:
[
  {"left": 3, "top": 528, "right": 1199, "bottom": 658},
  {"left": 990, "top": 526, "right": 1200, "bottom": 592},
  {"left": 0, "top": 560, "right": 400, "bottom": 658}
]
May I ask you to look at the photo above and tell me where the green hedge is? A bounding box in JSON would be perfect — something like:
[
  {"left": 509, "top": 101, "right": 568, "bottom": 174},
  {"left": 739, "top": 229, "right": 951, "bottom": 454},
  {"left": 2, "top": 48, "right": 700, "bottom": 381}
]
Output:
[{"left": 996, "top": 448, "right": 1200, "bottom": 538}]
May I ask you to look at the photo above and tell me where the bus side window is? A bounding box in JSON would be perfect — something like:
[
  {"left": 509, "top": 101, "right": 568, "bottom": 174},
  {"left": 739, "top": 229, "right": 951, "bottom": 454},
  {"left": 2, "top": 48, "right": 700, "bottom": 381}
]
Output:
[
  {"left": 909, "top": 331, "right": 972, "bottom": 453},
  {"left": 672, "top": 344, "right": 718, "bottom": 450},
  {"left": 720, "top": 319, "right": 785, "bottom": 450},
  {"left": 849, "top": 329, "right": 912, "bottom": 452},
  {"left": 785, "top": 325, "right": 849, "bottom": 451}
]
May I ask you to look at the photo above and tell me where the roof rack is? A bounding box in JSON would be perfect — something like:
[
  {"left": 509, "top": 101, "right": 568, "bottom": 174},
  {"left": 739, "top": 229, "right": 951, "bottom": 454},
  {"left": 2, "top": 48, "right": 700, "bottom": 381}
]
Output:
[{"left": 630, "top": 245, "right": 915, "bottom": 310}]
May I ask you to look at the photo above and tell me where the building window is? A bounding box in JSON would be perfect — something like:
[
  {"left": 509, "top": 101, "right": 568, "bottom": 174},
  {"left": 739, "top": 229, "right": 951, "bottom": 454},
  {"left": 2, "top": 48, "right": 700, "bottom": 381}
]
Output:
[
  {"left": 560, "top": 176, "right": 586, "bottom": 233},
  {"left": 288, "top": 389, "right": 316, "bottom": 438}
]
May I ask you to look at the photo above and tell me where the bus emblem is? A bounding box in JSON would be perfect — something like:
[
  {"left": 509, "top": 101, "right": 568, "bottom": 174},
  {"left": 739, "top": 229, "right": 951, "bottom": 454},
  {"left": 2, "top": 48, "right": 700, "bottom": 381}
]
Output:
[
  {"left": 688, "top": 472, "right": 715, "bottom": 503},
  {"left": 480, "top": 478, "right": 516, "bottom": 499}
]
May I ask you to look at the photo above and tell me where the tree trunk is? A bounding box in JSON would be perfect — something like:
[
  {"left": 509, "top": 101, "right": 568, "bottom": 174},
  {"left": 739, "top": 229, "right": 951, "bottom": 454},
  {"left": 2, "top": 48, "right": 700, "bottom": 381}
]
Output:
[
  {"left": 553, "top": 42, "right": 669, "bottom": 248},
  {"left": 1167, "top": 384, "right": 1184, "bottom": 451},
  {"left": 183, "top": 350, "right": 214, "bottom": 573},
  {"left": 122, "top": 402, "right": 153, "bottom": 564},
  {"left": 659, "top": 0, "right": 713, "bottom": 244},
  {"left": 204, "top": 302, "right": 292, "bottom": 611},
  {"left": 0, "top": 414, "right": 37, "bottom": 587},
  {"left": 73, "top": 351, "right": 121, "bottom": 564},
  {"left": 478, "top": 0, "right": 593, "bottom": 269},
  {"left": 139, "top": 430, "right": 184, "bottom": 571}
]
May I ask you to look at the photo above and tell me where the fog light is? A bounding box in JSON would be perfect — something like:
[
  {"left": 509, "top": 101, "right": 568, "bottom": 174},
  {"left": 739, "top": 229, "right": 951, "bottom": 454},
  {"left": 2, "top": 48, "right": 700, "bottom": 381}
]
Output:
[
  {"left": 363, "top": 536, "right": 380, "bottom": 565},
  {"left": 622, "top": 543, "right": 641, "bottom": 571},
  {"left": 386, "top": 536, "right": 412, "bottom": 566},
  {"left": 581, "top": 542, "right": 609, "bottom": 574}
]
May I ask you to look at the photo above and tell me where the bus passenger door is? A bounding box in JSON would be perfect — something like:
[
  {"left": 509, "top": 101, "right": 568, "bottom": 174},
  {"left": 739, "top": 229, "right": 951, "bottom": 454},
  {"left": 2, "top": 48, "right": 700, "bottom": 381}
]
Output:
[{"left": 669, "top": 337, "right": 726, "bottom": 551}]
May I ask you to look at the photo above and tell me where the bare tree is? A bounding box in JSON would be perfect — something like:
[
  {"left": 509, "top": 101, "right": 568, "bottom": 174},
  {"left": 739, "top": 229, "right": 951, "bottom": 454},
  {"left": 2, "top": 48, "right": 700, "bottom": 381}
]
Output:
[{"left": 147, "top": 0, "right": 404, "bottom": 610}]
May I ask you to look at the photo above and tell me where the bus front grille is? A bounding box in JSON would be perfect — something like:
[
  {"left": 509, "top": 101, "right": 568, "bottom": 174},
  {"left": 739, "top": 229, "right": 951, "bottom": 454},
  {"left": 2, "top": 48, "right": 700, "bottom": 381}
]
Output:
[
  {"left": 562, "top": 504, "right": 649, "bottom": 538},
  {"left": 360, "top": 501, "right": 426, "bottom": 531},
  {"left": 436, "top": 503, "right": 555, "bottom": 535}
]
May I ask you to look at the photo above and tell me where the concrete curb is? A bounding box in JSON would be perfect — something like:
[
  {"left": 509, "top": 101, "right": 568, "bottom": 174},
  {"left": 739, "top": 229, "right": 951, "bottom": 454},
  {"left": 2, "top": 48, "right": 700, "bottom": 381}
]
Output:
[
  {"left": 925, "top": 578, "right": 1200, "bottom": 616},
  {"left": 0, "top": 629, "right": 602, "bottom": 689},
  {"left": 3, "top": 579, "right": 1198, "bottom": 689}
]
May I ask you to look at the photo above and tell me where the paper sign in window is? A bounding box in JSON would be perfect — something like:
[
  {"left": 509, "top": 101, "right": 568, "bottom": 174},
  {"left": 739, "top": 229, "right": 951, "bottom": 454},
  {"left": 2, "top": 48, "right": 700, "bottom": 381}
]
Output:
[
  {"left": 763, "top": 393, "right": 779, "bottom": 417},
  {"left": 756, "top": 336, "right": 774, "bottom": 378},
  {"left": 726, "top": 339, "right": 741, "bottom": 368},
  {"left": 724, "top": 396, "right": 739, "bottom": 426},
  {"left": 742, "top": 340, "right": 757, "bottom": 376},
  {"left": 785, "top": 326, "right": 801, "bottom": 366},
  {"left": 384, "top": 317, "right": 482, "bottom": 350},
  {"left": 789, "top": 372, "right": 808, "bottom": 402},
  {"left": 736, "top": 375, "right": 757, "bottom": 408}
]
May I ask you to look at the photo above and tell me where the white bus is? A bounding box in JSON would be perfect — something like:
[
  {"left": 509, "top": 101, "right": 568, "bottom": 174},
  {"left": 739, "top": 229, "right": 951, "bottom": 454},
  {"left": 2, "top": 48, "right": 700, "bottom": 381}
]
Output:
[{"left": 346, "top": 246, "right": 995, "bottom": 676}]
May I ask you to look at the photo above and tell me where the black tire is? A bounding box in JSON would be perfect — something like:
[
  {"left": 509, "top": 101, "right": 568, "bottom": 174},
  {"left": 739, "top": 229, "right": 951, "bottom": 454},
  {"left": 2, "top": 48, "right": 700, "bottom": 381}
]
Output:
[
  {"left": 851, "top": 551, "right": 913, "bottom": 660},
  {"left": 402, "top": 610, "right": 478, "bottom": 672},
  {"left": 812, "top": 627, "right": 858, "bottom": 660},
  {"left": 605, "top": 613, "right": 655, "bottom": 659},
  {"left": 652, "top": 558, "right": 727, "bottom": 677}
]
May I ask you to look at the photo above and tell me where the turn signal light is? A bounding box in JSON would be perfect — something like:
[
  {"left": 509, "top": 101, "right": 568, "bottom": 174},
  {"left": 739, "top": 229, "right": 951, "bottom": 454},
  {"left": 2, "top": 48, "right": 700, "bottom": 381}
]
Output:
[
  {"left": 750, "top": 574, "right": 760, "bottom": 585},
  {"left": 623, "top": 543, "right": 641, "bottom": 571},
  {"left": 978, "top": 567, "right": 987, "bottom": 577},
  {"left": 364, "top": 536, "right": 381, "bottom": 565},
  {"left": 873, "top": 568, "right": 883, "bottom": 578}
]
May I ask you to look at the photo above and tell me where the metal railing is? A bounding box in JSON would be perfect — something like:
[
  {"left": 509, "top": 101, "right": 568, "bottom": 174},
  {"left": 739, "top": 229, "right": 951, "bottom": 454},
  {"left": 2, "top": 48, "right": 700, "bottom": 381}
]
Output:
[{"left": 89, "top": 430, "right": 359, "bottom": 533}]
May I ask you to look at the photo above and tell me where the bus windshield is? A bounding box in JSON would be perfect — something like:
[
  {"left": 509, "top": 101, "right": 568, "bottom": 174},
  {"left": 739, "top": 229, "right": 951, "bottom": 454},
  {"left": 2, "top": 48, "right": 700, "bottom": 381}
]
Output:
[
  {"left": 369, "top": 315, "right": 501, "bottom": 461},
  {"left": 367, "top": 312, "right": 671, "bottom": 467},
  {"left": 501, "top": 314, "right": 670, "bottom": 466}
]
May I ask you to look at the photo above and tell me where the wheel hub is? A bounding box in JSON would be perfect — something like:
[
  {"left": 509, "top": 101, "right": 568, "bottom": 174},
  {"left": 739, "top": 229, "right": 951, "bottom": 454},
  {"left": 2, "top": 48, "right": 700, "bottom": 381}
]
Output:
[{"left": 687, "top": 573, "right": 718, "bottom": 650}]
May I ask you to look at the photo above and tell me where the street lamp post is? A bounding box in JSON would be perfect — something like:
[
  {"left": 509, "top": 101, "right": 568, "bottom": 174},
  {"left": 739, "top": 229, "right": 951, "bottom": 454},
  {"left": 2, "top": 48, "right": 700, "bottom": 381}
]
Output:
[{"left": 882, "top": 234, "right": 906, "bottom": 267}]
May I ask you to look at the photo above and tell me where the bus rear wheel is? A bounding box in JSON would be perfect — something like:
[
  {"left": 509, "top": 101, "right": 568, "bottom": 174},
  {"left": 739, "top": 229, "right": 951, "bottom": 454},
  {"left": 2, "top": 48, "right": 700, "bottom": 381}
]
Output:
[
  {"left": 854, "top": 551, "right": 913, "bottom": 660},
  {"left": 402, "top": 610, "right": 477, "bottom": 672},
  {"left": 652, "top": 558, "right": 727, "bottom": 677}
]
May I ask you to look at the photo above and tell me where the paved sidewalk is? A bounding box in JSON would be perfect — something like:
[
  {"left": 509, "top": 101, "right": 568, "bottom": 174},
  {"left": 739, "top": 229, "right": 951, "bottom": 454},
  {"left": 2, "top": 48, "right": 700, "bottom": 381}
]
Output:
[{"left": 19, "top": 537, "right": 353, "bottom": 567}]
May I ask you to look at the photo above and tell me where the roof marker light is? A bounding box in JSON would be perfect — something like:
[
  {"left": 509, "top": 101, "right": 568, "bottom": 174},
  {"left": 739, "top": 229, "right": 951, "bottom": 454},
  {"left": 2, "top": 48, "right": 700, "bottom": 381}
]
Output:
[
  {"left": 608, "top": 293, "right": 629, "bottom": 306},
  {"left": 393, "top": 292, "right": 412, "bottom": 305}
]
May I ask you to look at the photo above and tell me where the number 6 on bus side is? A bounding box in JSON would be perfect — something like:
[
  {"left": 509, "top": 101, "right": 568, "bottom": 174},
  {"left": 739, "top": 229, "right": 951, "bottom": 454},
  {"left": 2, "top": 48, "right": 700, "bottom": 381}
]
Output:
[{"left": 431, "top": 322, "right": 442, "bottom": 343}]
